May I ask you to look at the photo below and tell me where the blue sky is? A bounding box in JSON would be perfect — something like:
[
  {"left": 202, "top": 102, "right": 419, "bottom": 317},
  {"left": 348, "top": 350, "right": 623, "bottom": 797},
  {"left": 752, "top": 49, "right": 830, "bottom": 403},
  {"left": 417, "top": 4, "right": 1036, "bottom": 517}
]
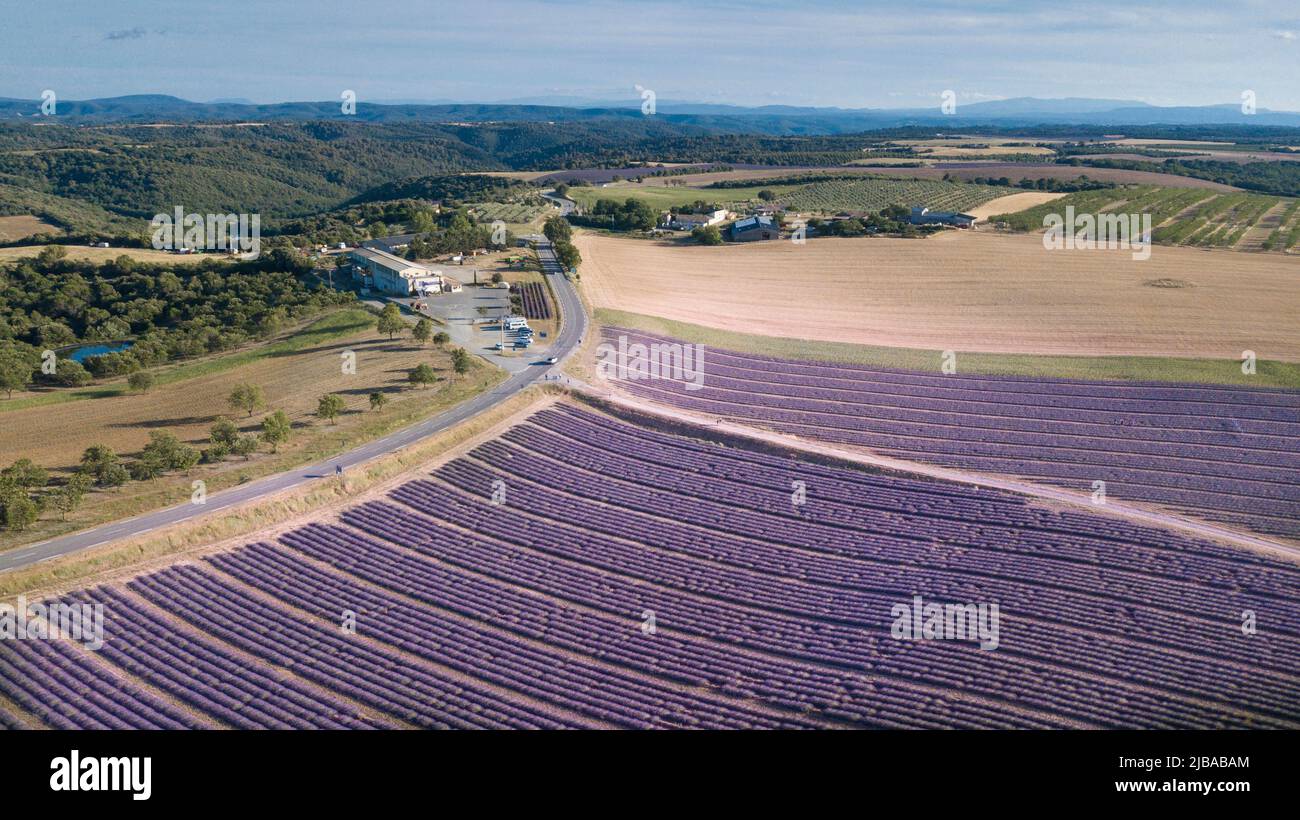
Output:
[{"left": 2, "top": 0, "right": 1298, "bottom": 110}]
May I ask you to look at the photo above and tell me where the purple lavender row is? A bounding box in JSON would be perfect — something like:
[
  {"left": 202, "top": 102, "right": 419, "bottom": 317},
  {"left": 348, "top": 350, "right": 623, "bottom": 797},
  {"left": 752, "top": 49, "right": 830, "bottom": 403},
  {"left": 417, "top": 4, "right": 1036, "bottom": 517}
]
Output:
[
  {"left": 208, "top": 538, "right": 815, "bottom": 729},
  {"left": 615, "top": 378, "right": 1300, "bottom": 535},
  {"left": 426, "top": 457, "right": 1300, "bottom": 710},
  {"left": 346, "top": 498, "right": 1291, "bottom": 728},
  {"left": 128, "top": 565, "right": 571, "bottom": 729},
  {"left": 455, "top": 437, "right": 1300, "bottom": 645},
  {"left": 508, "top": 414, "right": 1300, "bottom": 599},
  {"left": 0, "top": 635, "right": 200, "bottom": 729},
  {"left": 378, "top": 480, "right": 1297, "bottom": 727},
  {"left": 271, "top": 522, "right": 1063, "bottom": 728},
  {"left": 607, "top": 327, "right": 1300, "bottom": 408}
]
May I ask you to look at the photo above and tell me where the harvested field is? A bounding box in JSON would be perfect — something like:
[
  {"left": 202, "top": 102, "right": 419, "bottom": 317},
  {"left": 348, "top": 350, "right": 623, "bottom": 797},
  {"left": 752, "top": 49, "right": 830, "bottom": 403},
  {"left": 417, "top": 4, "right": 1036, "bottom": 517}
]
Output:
[
  {"left": 965, "top": 192, "right": 1065, "bottom": 220},
  {"left": 0, "top": 244, "right": 211, "bottom": 264},
  {"left": 576, "top": 231, "right": 1300, "bottom": 361},
  {"left": 0, "top": 215, "right": 59, "bottom": 242}
]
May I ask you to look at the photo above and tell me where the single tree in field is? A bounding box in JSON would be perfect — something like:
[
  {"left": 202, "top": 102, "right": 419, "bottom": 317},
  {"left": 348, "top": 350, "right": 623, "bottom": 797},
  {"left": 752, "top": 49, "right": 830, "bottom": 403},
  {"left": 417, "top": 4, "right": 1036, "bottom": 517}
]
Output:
[
  {"left": 232, "top": 434, "right": 260, "bottom": 460},
  {"left": 369, "top": 391, "right": 388, "bottom": 411},
  {"left": 228, "top": 383, "right": 266, "bottom": 417},
  {"left": 52, "top": 473, "right": 91, "bottom": 520},
  {"left": 0, "top": 350, "right": 33, "bottom": 398},
  {"left": 376, "top": 303, "right": 405, "bottom": 340},
  {"left": 450, "top": 348, "right": 471, "bottom": 379},
  {"left": 261, "top": 410, "right": 291, "bottom": 453},
  {"left": 408, "top": 363, "right": 437, "bottom": 388},
  {"left": 411, "top": 318, "right": 432, "bottom": 346},
  {"left": 316, "top": 393, "right": 346, "bottom": 424},
  {"left": 432, "top": 331, "right": 450, "bottom": 347},
  {"left": 128, "top": 370, "right": 155, "bottom": 393},
  {"left": 2, "top": 492, "right": 37, "bottom": 532}
]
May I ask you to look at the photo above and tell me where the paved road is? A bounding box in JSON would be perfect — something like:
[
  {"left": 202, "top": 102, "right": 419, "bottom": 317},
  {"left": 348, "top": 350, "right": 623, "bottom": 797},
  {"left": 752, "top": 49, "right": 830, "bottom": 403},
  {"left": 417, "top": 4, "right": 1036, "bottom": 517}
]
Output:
[{"left": 0, "top": 240, "right": 587, "bottom": 573}]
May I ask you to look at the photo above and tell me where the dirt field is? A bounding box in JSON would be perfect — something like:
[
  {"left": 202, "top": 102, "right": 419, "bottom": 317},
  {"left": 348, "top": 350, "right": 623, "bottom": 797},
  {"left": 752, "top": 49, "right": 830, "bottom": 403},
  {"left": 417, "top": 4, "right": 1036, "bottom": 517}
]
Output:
[
  {"left": 576, "top": 231, "right": 1300, "bottom": 361},
  {"left": 965, "top": 192, "right": 1065, "bottom": 220},
  {"left": 0, "top": 244, "right": 211, "bottom": 264},
  {"left": 0, "top": 215, "right": 59, "bottom": 242}
]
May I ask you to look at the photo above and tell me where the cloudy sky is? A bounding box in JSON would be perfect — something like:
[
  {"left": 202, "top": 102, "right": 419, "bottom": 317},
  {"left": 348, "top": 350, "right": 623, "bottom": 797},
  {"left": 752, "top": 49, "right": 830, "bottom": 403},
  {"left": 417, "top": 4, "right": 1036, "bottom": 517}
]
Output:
[{"left": 2, "top": 0, "right": 1297, "bottom": 110}]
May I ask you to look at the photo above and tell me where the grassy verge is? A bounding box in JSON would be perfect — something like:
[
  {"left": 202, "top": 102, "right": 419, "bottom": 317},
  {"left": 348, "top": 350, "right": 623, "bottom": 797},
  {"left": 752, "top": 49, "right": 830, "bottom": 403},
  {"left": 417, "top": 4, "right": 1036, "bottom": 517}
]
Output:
[
  {"left": 0, "top": 357, "right": 506, "bottom": 554},
  {"left": 0, "top": 309, "right": 376, "bottom": 413},
  {"left": 0, "top": 380, "right": 545, "bottom": 600},
  {"left": 597, "top": 308, "right": 1300, "bottom": 388}
]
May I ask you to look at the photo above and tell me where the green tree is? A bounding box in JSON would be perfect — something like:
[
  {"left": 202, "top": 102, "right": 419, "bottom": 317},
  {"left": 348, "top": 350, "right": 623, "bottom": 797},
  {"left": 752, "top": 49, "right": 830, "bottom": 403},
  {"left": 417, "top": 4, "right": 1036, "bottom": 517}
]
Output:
[
  {"left": 232, "top": 434, "right": 260, "bottom": 459},
  {"left": 2, "top": 458, "right": 48, "bottom": 489},
  {"left": 368, "top": 391, "right": 388, "bottom": 411},
  {"left": 228, "top": 383, "right": 266, "bottom": 417},
  {"left": 408, "top": 363, "right": 438, "bottom": 388},
  {"left": 555, "top": 241, "right": 582, "bottom": 270},
  {"left": 210, "top": 417, "right": 240, "bottom": 448},
  {"left": 450, "top": 348, "right": 471, "bottom": 379},
  {"left": 691, "top": 225, "right": 724, "bottom": 245},
  {"left": 2, "top": 492, "right": 38, "bottom": 532},
  {"left": 128, "top": 370, "right": 155, "bottom": 393},
  {"left": 79, "top": 445, "right": 127, "bottom": 488},
  {"left": 0, "top": 349, "right": 33, "bottom": 398},
  {"left": 543, "top": 216, "right": 572, "bottom": 243},
  {"left": 52, "top": 473, "right": 91, "bottom": 520},
  {"left": 316, "top": 393, "right": 345, "bottom": 424},
  {"left": 411, "top": 318, "right": 432, "bottom": 346},
  {"left": 432, "top": 331, "right": 450, "bottom": 346},
  {"left": 376, "top": 302, "right": 405, "bottom": 340},
  {"left": 260, "top": 410, "right": 291, "bottom": 453}
]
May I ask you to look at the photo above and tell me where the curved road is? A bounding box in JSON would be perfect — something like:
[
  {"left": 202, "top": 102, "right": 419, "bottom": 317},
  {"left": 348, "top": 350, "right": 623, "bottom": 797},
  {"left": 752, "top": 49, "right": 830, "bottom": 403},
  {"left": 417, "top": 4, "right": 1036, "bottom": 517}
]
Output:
[{"left": 0, "top": 240, "right": 587, "bottom": 573}]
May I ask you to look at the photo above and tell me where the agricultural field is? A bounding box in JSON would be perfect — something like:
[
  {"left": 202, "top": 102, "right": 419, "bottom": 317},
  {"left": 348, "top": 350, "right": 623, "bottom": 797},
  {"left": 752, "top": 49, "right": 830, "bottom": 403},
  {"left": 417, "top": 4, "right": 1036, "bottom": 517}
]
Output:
[
  {"left": 0, "top": 215, "right": 58, "bottom": 242},
  {"left": 602, "top": 326, "right": 1300, "bottom": 540},
  {"left": 0, "top": 243, "right": 213, "bottom": 264},
  {"left": 3, "top": 402, "right": 1298, "bottom": 730},
  {"left": 780, "top": 178, "right": 1007, "bottom": 214},
  {"left": 574, "top": 231, "right": 1300, "bottom": 363},
  {"left": 992, "top": 185, "right": 1298, "bottom": 251},
  {"left": 570, "top": 176, "right": 1007, "bottom": 216},
  {"left": 466, "top": 200, "right": 553, "bottom": 226},
  {"left": 0, "top": 309, "right": 502, "bottom": 552}
]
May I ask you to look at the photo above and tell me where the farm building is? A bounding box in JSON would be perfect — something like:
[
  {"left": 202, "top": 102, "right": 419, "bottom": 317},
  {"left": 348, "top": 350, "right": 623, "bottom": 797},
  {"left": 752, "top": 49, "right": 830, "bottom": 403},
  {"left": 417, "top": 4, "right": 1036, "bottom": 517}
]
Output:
[
  {"left": 361, "top": 233, "right": 422, "bottom": 253},
  {"left": 909, "top": 207, "right": 977, "bottom": 228},
  {"left": 661, "top": 209, "right": 728, "bottom": 230},
  {"left": 348, "top": 247, "right": 446, "bottom": 295},
  {"left": 729, "top": 215, "right": 781, "bottom": 242}
]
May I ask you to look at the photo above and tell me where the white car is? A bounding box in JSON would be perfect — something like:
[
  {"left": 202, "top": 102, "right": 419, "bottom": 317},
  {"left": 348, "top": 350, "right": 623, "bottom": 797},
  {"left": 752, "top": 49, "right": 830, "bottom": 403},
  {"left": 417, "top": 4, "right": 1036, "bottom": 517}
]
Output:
[{"left": 545, "top": 356, "right": 558, "bottom": 365}]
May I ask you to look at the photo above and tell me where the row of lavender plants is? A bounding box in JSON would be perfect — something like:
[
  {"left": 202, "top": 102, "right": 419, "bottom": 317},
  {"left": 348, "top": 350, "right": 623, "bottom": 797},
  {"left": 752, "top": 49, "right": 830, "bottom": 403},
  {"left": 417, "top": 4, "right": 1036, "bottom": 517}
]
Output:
[
  {"left": 3, "top": 405, "right": 1297, "bottom": 729},
  {"left": 603, "top": 328, "right": 1300, "bottom": 537}
]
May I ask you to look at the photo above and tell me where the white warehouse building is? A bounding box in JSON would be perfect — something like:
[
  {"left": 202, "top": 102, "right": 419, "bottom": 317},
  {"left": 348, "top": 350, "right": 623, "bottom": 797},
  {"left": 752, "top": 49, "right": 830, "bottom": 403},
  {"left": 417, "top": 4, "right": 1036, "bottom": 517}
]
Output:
[{"left": 349, "top": 247, "right": 447, "bottom": 295}]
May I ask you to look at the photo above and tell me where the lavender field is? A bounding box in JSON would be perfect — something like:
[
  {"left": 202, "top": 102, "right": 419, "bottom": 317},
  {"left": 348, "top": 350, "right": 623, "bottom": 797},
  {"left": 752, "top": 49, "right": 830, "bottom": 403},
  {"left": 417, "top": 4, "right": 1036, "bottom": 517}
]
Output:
[
  {"left": 2, "top": 404, "right": 1298, "bottom": 729},
  {"left": 603, "top": 327, "right": 1300, "bottom": 540}
]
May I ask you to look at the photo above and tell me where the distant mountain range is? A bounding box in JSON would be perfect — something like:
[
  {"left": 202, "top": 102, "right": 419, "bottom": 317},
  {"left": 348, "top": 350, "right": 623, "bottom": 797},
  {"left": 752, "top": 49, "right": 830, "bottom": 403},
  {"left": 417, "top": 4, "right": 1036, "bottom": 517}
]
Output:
[{"left": 3, "top": 94, "right": 1299, "bottom": 133}]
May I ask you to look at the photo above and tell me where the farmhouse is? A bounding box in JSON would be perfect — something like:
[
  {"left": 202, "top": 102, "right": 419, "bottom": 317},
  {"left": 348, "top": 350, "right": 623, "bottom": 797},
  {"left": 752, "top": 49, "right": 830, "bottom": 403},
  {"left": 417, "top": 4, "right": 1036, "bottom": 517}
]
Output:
[
  {"left": 661, "top": 209, "right": 728, "bottom": 230},
  {"left": 729, "top": 215, "right": 780, "bottom": 242},
  {"left": 348, "top": 247, "right": 446, "bottom": 295},
  {"left": 909, "top": 206, "right": 977, "bottom": 228}
]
